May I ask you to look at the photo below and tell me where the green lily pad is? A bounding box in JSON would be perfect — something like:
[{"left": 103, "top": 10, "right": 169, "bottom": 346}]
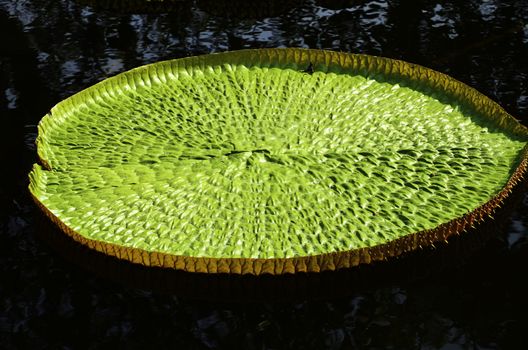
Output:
[{"left": 29, "top": 49, "right": 528, "bottom": 274}]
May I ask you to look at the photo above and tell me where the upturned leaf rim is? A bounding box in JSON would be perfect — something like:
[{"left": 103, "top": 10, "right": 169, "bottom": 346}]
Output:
[{"left": 30, "top": 48, "right": 528, "bottom": 275}]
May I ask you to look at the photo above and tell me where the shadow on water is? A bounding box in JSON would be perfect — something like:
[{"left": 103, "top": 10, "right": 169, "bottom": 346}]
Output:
[
  {"left": 33, "top": 181, "right": 525, "bottom": 304},
  {"left": 1, "top": 0, "right": 528, "bottom": 348}
]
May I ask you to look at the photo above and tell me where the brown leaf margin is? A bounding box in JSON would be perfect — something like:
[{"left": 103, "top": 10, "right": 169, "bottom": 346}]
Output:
[{"left": 30, "top": 48, "right": 528, "bottom": 275}]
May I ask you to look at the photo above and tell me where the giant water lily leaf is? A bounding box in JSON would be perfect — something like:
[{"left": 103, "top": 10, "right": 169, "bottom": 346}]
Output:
[{"left": 29, "top": 49, "right": 528, "bottom": 274}]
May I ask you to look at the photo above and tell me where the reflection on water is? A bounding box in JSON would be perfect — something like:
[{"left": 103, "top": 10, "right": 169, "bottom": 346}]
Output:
[
  {"left": 429, "top": 3, "right": 458, "bottom": 39},
  {"left": 1, "top": 0, "right": 528, "bottom": 348}
]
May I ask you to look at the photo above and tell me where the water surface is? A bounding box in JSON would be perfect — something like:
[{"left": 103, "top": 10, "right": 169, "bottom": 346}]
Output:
[{"left": 1, "top": 0, "right": 528, "bottom": 348}]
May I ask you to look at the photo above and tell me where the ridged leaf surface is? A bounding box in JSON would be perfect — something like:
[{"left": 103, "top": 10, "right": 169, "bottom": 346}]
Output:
[{"left": 29, "top": 49, "right": 528, "bottom": 261}]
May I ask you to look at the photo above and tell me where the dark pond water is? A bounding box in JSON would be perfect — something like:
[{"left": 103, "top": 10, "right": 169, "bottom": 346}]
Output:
[{"left": 1, "top": 0, "right": 528, "bottom": 348}]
